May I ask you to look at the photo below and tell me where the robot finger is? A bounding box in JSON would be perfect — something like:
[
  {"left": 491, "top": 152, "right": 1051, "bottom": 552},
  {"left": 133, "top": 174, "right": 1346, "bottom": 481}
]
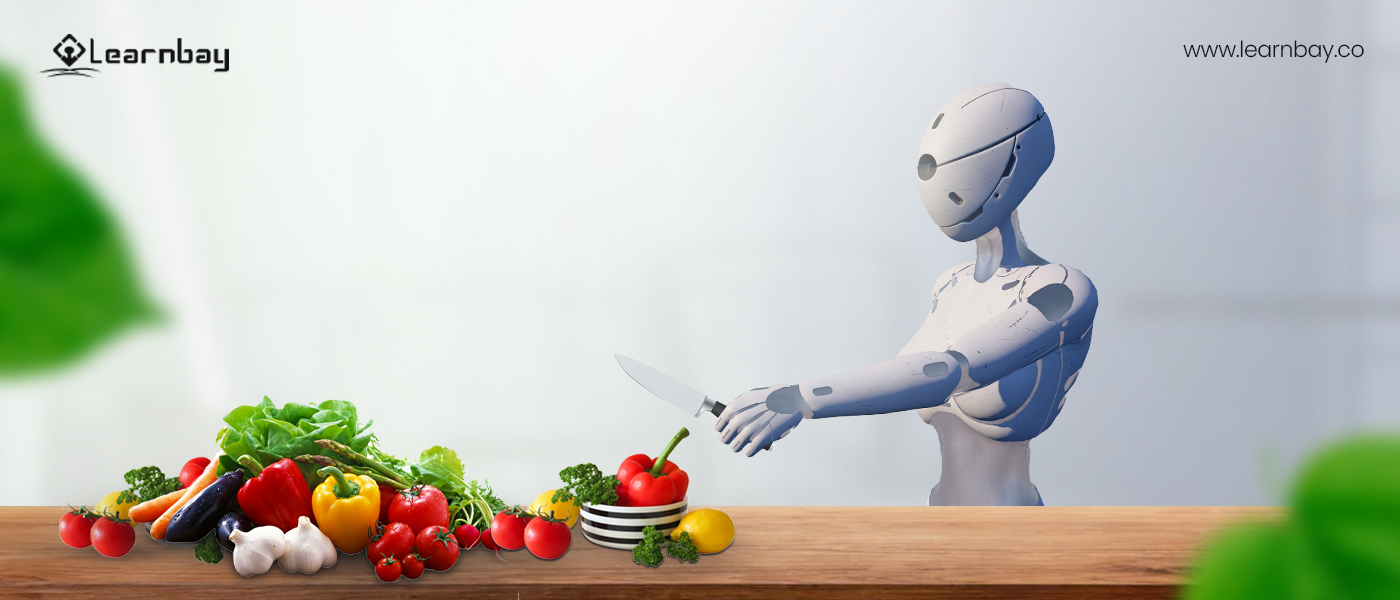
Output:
[
  {"left": 744, "top": 422, "right": 777, "bottom": 457},
  {"left": 729, "top": 413, "right": 773, "bottom": 453},
  {"left": 714, "top": 390, "right": 766, "bottom": 432},
  {"left": 718, "top": 403, "right": 765, "bottom": 444}
]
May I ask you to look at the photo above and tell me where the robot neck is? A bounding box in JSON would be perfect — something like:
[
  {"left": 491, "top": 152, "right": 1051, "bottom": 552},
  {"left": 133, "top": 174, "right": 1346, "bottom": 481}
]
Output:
[{"left": 973, "top": 209, "right": 1046, "bottom": 282}]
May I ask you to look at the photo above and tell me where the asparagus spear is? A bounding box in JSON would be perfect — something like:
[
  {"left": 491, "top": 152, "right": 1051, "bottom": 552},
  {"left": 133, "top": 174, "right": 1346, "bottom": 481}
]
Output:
[
  {"left": 313, "top": 440, "right": 411, "bottom": 486},
  {"left": 292, "top": 454, "right": 409, "bottom": 490}
]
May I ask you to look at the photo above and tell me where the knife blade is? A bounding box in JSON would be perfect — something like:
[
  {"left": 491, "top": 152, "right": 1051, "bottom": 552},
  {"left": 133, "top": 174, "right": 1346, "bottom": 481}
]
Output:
[{"left": 614, "top": 354, "right": 771, "bottom": 451}]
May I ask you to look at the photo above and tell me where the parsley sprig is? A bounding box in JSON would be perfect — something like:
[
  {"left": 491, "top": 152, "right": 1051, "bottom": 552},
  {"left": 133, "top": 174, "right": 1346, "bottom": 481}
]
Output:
[
  {"left": 553, "top": 463, "right": 620, "bottom": 507},
  {"left": 117, "top": 466, "right": 182, "bottom": 504}
]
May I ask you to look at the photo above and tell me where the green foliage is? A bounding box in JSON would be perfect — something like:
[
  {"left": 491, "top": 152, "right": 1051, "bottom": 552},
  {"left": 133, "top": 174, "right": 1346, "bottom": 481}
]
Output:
[
  {"left": 216, "top": 397, "right": 382, "bottom": 487},
  {"left": 666, "top": 531, "right": 699, "bottom": 563},
  {"left": 554, "top": 463, "right": 620, "bottom": 507},
  {"left": 117, "top": 465, "right": 181, "bottom": 504},
  {"left": 194, "top": 532, "right": 223, "bottom": 564},
  {"left": 410, "top": 446, "right": 502, "bottom": 530},
  {"left": 0, "top": 64, "right": 156, "bottom": 375},
  {"left": 632, "top": 525, "right": 665, "bottom": 568},
  {"left": 1186, "top": 433, "right": 1400, "bottom": 599}
]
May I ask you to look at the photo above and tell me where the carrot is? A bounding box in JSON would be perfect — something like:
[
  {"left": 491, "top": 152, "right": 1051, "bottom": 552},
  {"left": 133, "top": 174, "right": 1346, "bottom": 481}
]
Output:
[
  {"left": 150, "top": 455, "right": 221, "bottom": 540},
  {"left": 129, "top": 489, "right": 186, "bottom": 523}
]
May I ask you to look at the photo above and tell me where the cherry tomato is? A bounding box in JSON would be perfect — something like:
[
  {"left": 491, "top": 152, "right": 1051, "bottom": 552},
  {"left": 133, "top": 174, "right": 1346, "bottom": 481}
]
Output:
[
  {"left": 178, "top": 457, "right": 211, "bottom": 489},
  {"left": 453, "top": 522, "right": 481, "bottom": 550},
  {"left": 401, "top": 552, "right": 426, "bottom": 579},
  {"left": 524, "top": 514, "right": 572, "bottom": 560},
  {"left": 90, "top": 515, "right": 135, "bottom": 557},
  {"left": 375, "top": 556, "right": 401, "bottom": 582},
  {"left": 417, "top": 526, "right": 460, "bottom": 571},
  {"left": 59, "top": 507, "right": 98, "bottom": 548},
  {"left": 490, "top": 506, "right": 531, "bottom": 550},
  {"left": 480, "top": 527, "right": 500, "bottom": 551},
  {"left": 389, "top": 485, "right": 450, "bottom": 533},
  {"left": 367, "top": 521, "right": 415, "bottom": 563}
]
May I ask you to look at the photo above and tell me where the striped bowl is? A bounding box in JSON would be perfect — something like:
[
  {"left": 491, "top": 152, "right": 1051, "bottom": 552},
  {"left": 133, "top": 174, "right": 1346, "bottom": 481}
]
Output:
[{"left": 580, "top": 498, "right": 688, "bottom": 550}]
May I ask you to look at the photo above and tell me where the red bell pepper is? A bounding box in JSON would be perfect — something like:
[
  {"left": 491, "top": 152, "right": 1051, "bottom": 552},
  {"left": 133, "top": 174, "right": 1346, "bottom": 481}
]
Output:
[
  {"left": 623, "top": 428, "right": 691, "bottom": 507},
  {"left": 235, "top": 456, "right": 315, "bottom": 532}
]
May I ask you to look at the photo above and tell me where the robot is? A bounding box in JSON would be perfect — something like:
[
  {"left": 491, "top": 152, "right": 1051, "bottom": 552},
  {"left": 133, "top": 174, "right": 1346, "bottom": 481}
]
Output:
[{"left": 715, "top": 83, "right": 1097, "bottom": 506}]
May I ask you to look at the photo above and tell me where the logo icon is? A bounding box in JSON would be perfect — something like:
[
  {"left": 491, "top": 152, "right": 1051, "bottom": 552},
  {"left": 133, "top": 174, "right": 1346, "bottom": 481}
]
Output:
[
  {"left": 41, "top": 34, "right": 100, "bottom": 78},
  {"left": 54, "top": 34, "right": 85, "bottom": 66}
]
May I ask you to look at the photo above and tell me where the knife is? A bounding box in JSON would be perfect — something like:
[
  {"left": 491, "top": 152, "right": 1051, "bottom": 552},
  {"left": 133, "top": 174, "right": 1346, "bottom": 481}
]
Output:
[{"left": 614, "top": 354, "right": 771, "bottom": 451}]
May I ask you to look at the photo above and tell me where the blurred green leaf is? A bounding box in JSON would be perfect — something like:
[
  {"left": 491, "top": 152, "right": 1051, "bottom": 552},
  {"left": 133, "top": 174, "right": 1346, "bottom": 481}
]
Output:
[
  {"left": 1183, "top": 520, "right": 1333, "bottom": 600},
  {"left": 1293, "top": 434, "right": 1400, "bottom": 599},
  {"left": 1187, "top": 433, "right": 1400, "bottom": 599},
  {"left": 0, "top": 64, "right": 155, "bottom": 375}
]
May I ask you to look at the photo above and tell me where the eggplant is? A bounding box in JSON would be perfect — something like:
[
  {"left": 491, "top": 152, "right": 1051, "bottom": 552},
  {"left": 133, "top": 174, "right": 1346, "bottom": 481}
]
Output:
[
  {"left": 216, "top": 511, "right": 254, "bottom": 551},
  {"left": 165, "top": 470, "right": 245, "bottom": 543}
]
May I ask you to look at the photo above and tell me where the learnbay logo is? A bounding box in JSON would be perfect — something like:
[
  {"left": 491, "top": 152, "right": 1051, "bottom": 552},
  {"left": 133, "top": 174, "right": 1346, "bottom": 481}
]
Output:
[{"left": 40, "top": 34, "right": 230, "bottom": 78}]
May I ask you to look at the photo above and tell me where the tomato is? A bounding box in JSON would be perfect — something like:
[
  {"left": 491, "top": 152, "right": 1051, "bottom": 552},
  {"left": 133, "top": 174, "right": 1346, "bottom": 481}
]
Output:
[
  {"left": 479, "top": 527, "right": 499, "bottom": 551},
  {"left": 490, "top": 506, "right": 531, "bottom": 551},
  {"left": 389, "top": 485, "right": 450, "bottom": 533},
  {"left": 524, "top": 514, "right": 571, "bottom": 560},
  {"left": 453, "top": 522, "right": 481, "bottom": 550},
  {"left": 416, "top": 526, "right": 460, "bottom": 571},
  {"left": 90, "top": 516, "right": 135, "bottom": 557},
  {"left": 59, "top": 508, "right": 98, "bottom": 548},
  {"left": 375, "top": 556, "right": 402, "bottom": 582},
  {"left": 378, "top": 487, "right": 400, "bottom": 525},
  {"left": 367, "top": 522, "right": 415, "bottom": 563},
  {"left": 178, "top": 457, "right": 211, "bottom": 489},
  {"left": 400, "top": 553, "right": 425, "bottom": 579}
]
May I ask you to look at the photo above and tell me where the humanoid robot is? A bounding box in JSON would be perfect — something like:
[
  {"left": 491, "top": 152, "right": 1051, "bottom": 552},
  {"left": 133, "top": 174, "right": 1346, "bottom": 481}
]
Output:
[{"left": 715, "top": 83, "right": 1097, "bottom": 506}]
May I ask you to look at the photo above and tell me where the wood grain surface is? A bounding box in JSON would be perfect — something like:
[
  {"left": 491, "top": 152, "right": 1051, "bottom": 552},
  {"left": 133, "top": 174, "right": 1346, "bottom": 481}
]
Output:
[{"left": 0, "top": 506, "right": 1279, "bottom": 599}]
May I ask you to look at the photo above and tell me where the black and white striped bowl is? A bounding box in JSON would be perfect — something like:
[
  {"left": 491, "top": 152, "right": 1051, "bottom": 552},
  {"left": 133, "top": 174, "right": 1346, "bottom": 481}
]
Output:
[{"left": 580, "top": 498, "right": 688, "bottom": 550}]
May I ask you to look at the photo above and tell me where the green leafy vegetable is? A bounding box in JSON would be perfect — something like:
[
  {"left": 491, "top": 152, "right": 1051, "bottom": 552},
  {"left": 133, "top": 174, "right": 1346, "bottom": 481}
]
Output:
[
  {"left": 116, "top": 466, "right": 181, "bottom": 504},
  {"left": 194, "top": 532, "right": 223, "bottom": 564},
  {"left": 666, "top": 531, "right": 699, "bottom": 563},
  {"left": 553, "top": 463, "right": 620, "bottom": 507},
  {"left": 216, "top": 396, "right": 385, "bottom": 487},
  {"left": 632, "top": 525, "right": 665, "bottom": 568},
  {"left": 0, "top": 64, "right": 157, "bottom": 376},
  {"left": 407, "top": 445, "right": 503, "bottom": 530},
  {"left": 1185, "top": 433, "right": 1400, "bottom": 599}
]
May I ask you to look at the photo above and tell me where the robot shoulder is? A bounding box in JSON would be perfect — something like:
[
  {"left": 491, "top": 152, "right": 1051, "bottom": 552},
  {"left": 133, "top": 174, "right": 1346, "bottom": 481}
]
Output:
[
  {"left": 1018, "top": 264, "right": 1097, "bottom": 327},
  {"left": 931, "top": 262, "right": 976, "bottom": 300}
]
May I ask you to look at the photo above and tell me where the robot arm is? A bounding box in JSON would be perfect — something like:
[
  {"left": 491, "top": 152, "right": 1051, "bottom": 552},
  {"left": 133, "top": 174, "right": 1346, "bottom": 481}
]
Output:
[
  {"left": 715, "top": 351, "right": 962, "bottom": 456},
  {"left": 945, "top": 265, "right": 1097, "bottom": 393},
  {"left": 716, "top": 265, "right": 1096, "bottom": 456}
]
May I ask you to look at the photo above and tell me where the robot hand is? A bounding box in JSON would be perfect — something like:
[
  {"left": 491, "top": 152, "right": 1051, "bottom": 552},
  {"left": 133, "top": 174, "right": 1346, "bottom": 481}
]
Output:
[{"left": 715, "top": 385, "right": 809, "bottom": 457}]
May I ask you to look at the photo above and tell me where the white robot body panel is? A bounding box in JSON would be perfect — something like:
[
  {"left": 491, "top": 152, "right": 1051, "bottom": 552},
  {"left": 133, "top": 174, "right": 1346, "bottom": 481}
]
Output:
[
  {"left": 713, "top": 83, "right": 1097, "bottom": 505},
  {"left": 904, "top": 262, "right": 1096, "bottom": 442}
]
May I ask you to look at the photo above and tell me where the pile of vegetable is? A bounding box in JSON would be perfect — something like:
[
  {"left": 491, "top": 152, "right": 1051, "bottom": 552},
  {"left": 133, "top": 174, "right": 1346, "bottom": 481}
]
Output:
[{"left": 63, "top": 398, "right": 735, "bottom": 578}]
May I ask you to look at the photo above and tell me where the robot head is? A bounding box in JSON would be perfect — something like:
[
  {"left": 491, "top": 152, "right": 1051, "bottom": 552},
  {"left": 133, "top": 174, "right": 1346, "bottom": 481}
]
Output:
[{"left": 916, "top": 83, "right": 1055, "bottom": 242}]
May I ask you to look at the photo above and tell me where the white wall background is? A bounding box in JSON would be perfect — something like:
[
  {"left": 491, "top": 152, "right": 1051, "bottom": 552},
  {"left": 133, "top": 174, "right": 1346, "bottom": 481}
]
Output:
[{"left": 0, "top": 0, "right": 1395, "bottom": 507}]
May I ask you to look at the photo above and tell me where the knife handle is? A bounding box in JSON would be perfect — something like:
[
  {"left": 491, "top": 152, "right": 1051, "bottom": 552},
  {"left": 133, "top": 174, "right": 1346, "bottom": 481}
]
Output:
[{"left": 710, "top": 400, "right": 773, "bottom": 451}]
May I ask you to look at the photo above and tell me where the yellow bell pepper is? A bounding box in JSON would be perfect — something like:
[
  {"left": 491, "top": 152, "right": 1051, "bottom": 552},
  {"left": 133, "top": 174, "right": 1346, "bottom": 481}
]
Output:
[{"left": 311, "top": 466, "right": 380, "bottom": 554}]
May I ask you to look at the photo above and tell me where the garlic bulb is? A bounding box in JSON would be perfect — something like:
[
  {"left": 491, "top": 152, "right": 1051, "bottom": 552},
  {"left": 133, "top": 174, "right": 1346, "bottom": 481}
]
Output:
[
  {"left": 230, "top": 526, "right": 286, "bottom": 577},
  {"left": 279, "top": 516, "right": 337, "bottom": 573}
]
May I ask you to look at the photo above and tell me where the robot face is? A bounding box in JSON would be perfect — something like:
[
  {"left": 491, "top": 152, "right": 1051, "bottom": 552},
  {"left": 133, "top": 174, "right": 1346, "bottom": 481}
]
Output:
[{"left": 916, "top": 84, "right": 1055, "bottom": 242}]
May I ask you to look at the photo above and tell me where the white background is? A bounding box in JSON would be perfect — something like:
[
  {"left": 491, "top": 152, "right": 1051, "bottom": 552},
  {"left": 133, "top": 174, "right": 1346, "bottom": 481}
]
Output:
[{"left": 0, "top": 0, "right": 1396, "bottom": 508}]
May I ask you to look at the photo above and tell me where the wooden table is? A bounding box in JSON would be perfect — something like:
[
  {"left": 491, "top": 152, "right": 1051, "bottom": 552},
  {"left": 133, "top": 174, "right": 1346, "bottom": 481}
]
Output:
[{"left": 0, "top": 506, "right": 1277, "bottom": 599}]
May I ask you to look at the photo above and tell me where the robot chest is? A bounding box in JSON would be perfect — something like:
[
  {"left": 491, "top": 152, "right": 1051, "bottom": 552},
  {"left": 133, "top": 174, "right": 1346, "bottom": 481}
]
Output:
[{"left": 920, "top": 277, "right": 1026, "bottom": 350}]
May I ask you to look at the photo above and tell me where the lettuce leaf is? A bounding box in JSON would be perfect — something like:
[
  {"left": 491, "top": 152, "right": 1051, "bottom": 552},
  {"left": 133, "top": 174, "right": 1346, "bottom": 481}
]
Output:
[{"left": 216, "top": 396, "right": 383, "bottom": 486}]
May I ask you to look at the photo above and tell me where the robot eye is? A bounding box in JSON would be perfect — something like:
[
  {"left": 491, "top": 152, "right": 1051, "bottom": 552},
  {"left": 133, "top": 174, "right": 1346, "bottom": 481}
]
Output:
[{"left": 918, "top": 154, "right": 936, "bottom": 180}]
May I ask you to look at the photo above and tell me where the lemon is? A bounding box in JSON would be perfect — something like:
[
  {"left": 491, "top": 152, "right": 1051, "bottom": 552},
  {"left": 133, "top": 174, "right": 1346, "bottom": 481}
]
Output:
[
  {"left": 95, "top": 490, "right": 138, "bottom": 521},
  {"left": 529, "top": 489, "right": 581, "bottom": 528},
  {"left": 670, "top": 508, "right": 734, "bottom": 553}
]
